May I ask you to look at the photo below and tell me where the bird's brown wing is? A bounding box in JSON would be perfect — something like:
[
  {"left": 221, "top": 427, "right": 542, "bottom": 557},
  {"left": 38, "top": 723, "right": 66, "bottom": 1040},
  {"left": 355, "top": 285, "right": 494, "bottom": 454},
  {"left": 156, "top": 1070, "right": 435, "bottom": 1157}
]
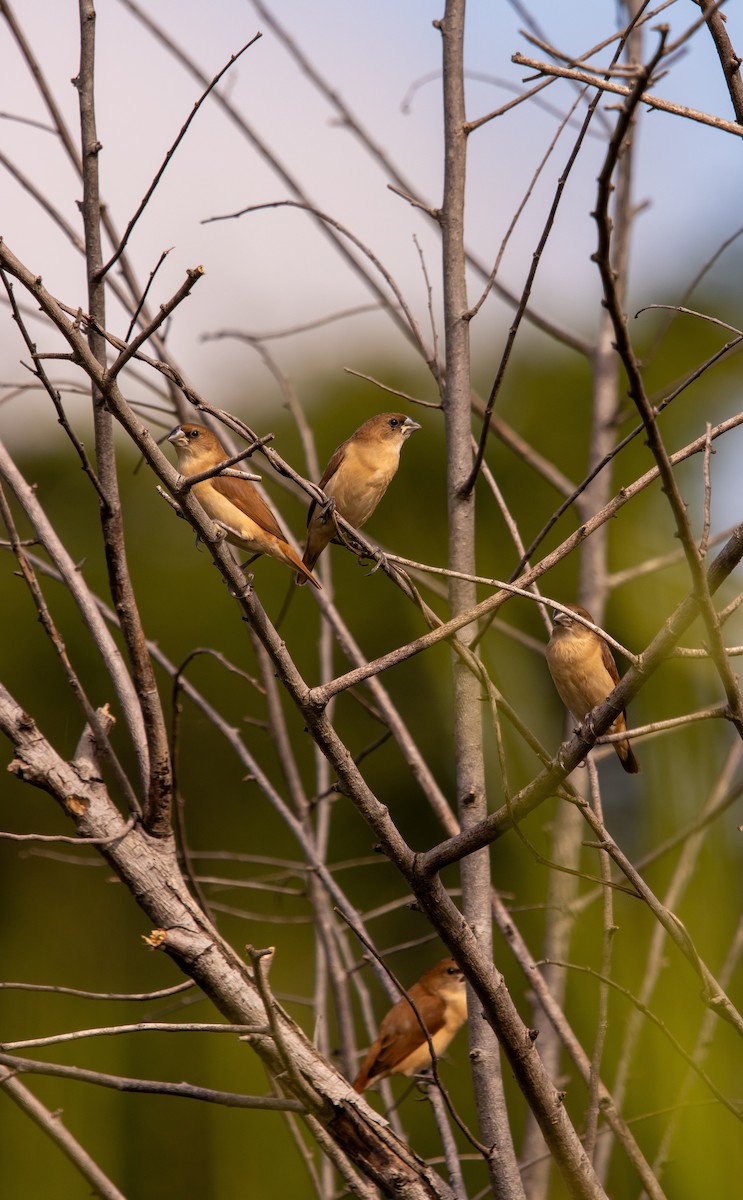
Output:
[
  {"left": 211, "top": 475, "right": 287, "bottom": 540},
  {"left": 600, "top": 637, "right": 621, "bottom": 688},
  {"left": 600, "top": 634, "right": 635, "bottom": 748},
  {"left": 318, "top": 441, "right": 349, "bottom": 491},
  {"left": 361, "top": 990, "right": 446, "bottom": 1083},
  {"left": 355, "top": 1032, "right": 411, "bottom": 1090},
  {"left": 307, "top": 441, "right": 348, "bottom": 526}
]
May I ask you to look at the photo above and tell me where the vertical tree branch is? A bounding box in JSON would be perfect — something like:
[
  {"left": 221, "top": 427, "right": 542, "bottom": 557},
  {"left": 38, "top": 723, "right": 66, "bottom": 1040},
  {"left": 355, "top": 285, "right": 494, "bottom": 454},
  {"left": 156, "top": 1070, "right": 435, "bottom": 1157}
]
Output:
[
  {"left": 437, "top": 4, "right": 525, "bottom": 1195},
  {"left": 697, "top": 0, "right": 743, "bottom": 122},
  {"left": 524, "top": 10, "right": 646, "bottom": 1192},
  {"left": 75, "top": 0, "right": 173, "bottom": 834}
]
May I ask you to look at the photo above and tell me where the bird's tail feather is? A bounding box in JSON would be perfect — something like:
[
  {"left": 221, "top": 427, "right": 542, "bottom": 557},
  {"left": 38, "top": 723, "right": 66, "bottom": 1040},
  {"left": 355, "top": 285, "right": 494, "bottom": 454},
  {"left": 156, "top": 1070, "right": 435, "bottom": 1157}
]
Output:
[{"left": 617, "top": 741, "right": 640, "bottom": 774}]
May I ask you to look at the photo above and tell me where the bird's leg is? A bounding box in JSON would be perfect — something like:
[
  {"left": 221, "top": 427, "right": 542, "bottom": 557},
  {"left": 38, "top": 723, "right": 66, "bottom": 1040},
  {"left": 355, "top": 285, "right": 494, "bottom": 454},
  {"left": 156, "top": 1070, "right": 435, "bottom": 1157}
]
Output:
[
  {"left": 578, "top": 705, "right": 607, "bottom": 744},
  {"left": 226, "top": 571, "right": 254, "bottom": 597},
  {"left": 556, "top": 746, "right": 570, "bottom": 772},
  {"left": 334, "top": 515, "right": 358, "bottom": 552},
  {"left": 318, "top": 495, "right": 337, "bottom": 527},
  {"left": 581, "top": 709, "right": 599, "bottom": 738},
  {"left": 239, "top": 552, "right": 261, "bottom": 569},
  {"left": 363, "top": 547, "right": 389, "bottom": 575},
  {"left": 413, "top": 1068, "right": 434, "bottom": 1087},
  {"left": 556, "top": 745, "right": 586, "bottom": 772}
]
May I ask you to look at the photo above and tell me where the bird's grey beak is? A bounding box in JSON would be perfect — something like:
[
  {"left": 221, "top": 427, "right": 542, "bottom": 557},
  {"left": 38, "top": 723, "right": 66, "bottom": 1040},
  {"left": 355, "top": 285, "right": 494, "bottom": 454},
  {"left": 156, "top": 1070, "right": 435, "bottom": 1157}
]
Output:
[
  {"left": 552, "top": 609, "right": 569, "bottom": 626},
  {"left": 167, "top": 426, "right": 186, "bottom": 449},
  {"left": 402, "top": 417, "right": 421, "bottom": 435}
]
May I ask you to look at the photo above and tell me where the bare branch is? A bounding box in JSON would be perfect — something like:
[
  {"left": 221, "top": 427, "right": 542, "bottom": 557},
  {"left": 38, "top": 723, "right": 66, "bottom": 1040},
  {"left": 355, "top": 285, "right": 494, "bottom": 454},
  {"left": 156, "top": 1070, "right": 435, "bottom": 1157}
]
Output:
[{"left": 512, "top": 51, "right": 743, "bottom": 138}]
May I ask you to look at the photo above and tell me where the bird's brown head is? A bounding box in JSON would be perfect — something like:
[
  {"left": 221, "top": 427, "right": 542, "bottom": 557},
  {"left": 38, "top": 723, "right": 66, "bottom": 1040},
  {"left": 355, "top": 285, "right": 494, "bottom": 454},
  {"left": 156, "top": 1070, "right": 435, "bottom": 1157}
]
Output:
[
  {"left": 357, "top": 413, "right": 421, "bottom": 445},
  {"left": 421, "top": 958, "right": 466, "bottom": 999},
  {"left": 551, "top": 604, "right": 595, "bottom": 634},
  {"left": 167, "top": 423, "right": 223, "bottom": 464}
]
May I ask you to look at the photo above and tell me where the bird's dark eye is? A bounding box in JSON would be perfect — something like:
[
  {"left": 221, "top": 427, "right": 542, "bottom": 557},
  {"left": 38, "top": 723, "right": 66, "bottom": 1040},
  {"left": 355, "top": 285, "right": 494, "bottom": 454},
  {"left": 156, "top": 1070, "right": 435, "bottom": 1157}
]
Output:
[
  {"left": 446, "top": 966, "right": 459, "bottom": 975},
  {"left": 187, "top": 428, "right": 200, "bottom": 440},
  {"left": 389, "top": 418, "right": 400, "bottom": 428}
]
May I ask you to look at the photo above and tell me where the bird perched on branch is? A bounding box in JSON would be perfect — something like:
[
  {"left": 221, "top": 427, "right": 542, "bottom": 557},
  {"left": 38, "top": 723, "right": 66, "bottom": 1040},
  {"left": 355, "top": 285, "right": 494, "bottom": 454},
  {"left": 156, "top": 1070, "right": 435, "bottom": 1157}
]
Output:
[
  {"left": 167, "top": 422, "right": 320, "bottom": 589},
  {"left": 352, "top": 958, "right": 467, "bottom": 1093},
  {"left": 298, "top": 412, "right": 421, "bottom": 584},
  {"left": 545, "top": 604, "right": 639, "bottom": 774}
]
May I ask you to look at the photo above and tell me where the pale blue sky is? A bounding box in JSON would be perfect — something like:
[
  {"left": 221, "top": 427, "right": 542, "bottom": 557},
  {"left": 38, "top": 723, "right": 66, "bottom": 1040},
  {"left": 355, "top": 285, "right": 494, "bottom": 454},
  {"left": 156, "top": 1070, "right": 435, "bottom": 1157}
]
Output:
[{"left": 1, "top": 2, "right": 742, "bottom": 436}]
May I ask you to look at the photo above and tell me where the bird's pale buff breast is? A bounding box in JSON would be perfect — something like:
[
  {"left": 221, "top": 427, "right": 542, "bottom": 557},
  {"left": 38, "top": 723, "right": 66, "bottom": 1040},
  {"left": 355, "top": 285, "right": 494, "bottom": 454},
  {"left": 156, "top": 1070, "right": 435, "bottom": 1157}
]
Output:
[
  {"left": 546, "top": 630, "right": 614, "bottom": 719},
  {"left": 329, "top": 439, "right": 402, "bottom": 527}
]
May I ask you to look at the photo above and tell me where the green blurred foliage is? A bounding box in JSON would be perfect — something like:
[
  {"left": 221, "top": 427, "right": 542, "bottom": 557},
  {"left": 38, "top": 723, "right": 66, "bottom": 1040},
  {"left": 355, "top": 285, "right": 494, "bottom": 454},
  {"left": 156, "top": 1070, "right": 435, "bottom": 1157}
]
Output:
[{"left": 2, "top": 316, "right": 743, "bottom": 1197}]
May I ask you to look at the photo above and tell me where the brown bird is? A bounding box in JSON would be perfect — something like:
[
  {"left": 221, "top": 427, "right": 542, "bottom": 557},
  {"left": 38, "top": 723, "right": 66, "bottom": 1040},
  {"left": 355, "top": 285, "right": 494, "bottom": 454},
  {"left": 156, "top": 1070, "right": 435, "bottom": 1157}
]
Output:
[
  {"left": 546, "top": 604, "right": 639, "bottom": 774},
  {"left": 298, "top": 412, "right": 421, "bottom": 584},
  {"left": 168, "top": 423, "right": 320, "bottom": 589},
  {"left": 352, "top": 958, "right": 467, "bottom": 1093}
]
